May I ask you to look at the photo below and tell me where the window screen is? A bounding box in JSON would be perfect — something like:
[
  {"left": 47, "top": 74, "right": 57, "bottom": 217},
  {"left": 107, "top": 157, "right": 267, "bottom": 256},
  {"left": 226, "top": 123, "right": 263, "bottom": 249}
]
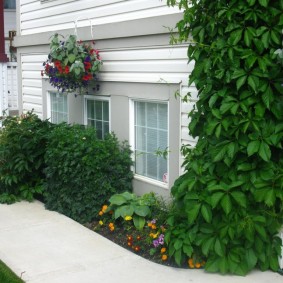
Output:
[
  {"left": 134, "top": 101, "right": 168, "bottom": 182},
  {"left": 50, "top": 92, "right": 68, "bottom": 124},
  {"left": 86, "top": 98, "right": 109, "bottom": 139}
]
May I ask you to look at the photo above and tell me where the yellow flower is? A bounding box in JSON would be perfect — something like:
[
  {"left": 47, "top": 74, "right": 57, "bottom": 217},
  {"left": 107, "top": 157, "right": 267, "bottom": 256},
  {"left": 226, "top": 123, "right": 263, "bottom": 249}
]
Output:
[
  {"left": 161, "top": 254, "right": 168, "bottom": 261},
  {"left": 99, "top": 220, "right": 103, "bottom": 225},
  {"left": 124, "top": 216, "right": 132, "bottom": 221},
  {"left": 160, "top": 247, "right": 166, "bottom": 254},
  {"left": 149, "top": 233, "right": 154, "bottom": 238},
  {"left": 102, "top": 205, "right": 108, "bottom": 212},
  {"left": 152, "top": 232, "right": 159, "bottom": 239}
]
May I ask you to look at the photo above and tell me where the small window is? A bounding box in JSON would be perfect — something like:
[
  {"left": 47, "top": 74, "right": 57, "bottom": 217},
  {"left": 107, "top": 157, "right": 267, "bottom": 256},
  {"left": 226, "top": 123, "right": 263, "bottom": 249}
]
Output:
[
  {"left": 4, "top": 0, "right": 16, "bottom": 9},
  {"left": 85, "top": 96, "right": 110, "bottom": 139},
  {"left": 134, "top": 101, "right": 168, "bottom": 182},
  {"left": 49, "top": 92, "right": 68, "bottom": 124}
]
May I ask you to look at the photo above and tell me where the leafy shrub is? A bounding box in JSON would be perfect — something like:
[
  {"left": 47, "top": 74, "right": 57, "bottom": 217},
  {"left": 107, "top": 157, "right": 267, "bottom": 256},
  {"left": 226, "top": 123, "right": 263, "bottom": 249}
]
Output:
[
  {"left": 107, "top": 191, "right": 158, "bottom": 230},
  {"left": 166, "top": 0, "right": 283, "bottom": 275},
  {"left": 44, "top": 123, "right": 133, "bottom": 223},
  {"left": 0, "top": 112, "right": 52, "bottom": 202}
]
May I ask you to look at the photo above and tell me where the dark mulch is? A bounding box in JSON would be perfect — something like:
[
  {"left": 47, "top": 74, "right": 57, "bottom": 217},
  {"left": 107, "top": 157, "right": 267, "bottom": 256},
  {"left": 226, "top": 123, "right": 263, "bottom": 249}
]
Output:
[{"left": 85, "top": 221, "right": 186, "bottom": 269}]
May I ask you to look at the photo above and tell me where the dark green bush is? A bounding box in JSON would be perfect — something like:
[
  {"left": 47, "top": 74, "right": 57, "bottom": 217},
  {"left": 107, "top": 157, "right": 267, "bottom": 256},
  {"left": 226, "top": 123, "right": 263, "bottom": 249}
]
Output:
[
  {"left": 44, "top": 123, "right": 133, "bottom": 223},
  {"left": 166, "top": 0, "right": 283, "bottom": 275},
  {"left": 0, "top": 112, "right": 52, "bottom": 202}
]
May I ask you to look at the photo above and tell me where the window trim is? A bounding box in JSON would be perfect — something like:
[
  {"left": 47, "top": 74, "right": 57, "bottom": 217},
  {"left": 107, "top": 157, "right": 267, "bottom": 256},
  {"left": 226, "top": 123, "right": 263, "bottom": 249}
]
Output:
[
  {"left": 47, "top": 91, "right": 69, "bottom": 124},
  {"left": 84, "top": 95, "right": 111, "bottom": 136},
  {"left": 130, "top": 98, "right": 169, "bottom": 188}
]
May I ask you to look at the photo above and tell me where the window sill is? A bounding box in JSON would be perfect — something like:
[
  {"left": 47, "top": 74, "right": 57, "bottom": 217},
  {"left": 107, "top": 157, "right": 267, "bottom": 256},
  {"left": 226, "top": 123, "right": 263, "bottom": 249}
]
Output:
[{"left": 134, "top": 174, "right": 169, "bottom": 190}]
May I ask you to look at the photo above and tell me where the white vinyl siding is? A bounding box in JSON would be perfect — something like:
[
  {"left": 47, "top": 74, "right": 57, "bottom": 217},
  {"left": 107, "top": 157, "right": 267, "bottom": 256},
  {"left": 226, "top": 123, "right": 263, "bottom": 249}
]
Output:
[
  {"left": 85, "top": 96, "right": 110, "bottom": 139},
  {"left": 19, "top": 0, "right": 179, "bottom": 35},
  {"left": 21, "top": 54, "right": 47, "bottom": 118},
  {"left": 49, "top": 92, "right": 68, "bottom": 124},
  {"left": 134, "top": 101, "right": 168, "bottom": 183}
]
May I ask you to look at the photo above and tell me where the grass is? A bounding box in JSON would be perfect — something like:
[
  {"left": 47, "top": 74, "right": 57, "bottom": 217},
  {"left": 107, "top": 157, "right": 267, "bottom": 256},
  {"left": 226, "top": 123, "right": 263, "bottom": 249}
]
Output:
[{"left": 0, "top": 260, "right": 25, "bottom": 283}]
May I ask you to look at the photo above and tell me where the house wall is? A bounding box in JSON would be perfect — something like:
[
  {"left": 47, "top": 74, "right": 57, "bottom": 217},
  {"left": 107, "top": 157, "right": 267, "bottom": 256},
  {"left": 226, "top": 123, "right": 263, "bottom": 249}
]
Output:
[
  {"left": 15, "top": 0, "right": 197, "bottom": 197},
  {"left": 19, "top": 0, "right": 179, "bottom": 36}
]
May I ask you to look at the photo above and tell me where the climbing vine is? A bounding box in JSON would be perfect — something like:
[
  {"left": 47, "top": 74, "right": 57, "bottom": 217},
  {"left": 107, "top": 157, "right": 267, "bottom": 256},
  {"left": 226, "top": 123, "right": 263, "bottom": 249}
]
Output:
[{"left": 165, "top": 0, "right": 283, "bottom": 275}]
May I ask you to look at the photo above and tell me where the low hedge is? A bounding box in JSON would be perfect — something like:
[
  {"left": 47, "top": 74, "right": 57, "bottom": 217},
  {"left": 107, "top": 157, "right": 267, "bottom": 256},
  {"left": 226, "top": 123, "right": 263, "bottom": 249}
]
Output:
[{"left": 44, "top": 123, "right": 133, "bottom": 223}]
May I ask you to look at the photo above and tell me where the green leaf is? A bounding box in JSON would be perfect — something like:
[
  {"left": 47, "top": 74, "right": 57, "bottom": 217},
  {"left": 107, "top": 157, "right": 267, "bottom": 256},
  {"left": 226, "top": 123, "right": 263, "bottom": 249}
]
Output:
[
  {"left": 214, "top": 238, "right": 225, "bottom": 257},
  {"left": 245, "top": 249, "right": 257, "bottom": 270},
  {"left": 255, "top": 103, "right": 265, "bottom": 117},
  {"left": 202, "top": 237, "right": 215, "bottom": 256},
  {"left": 230, "top": 29, "right": 243, "bottom": 45},
  {"left": 133, "top": 215, "right": 145, "bottom": 230},
  {"left": 201, "top": 204, "right": 212, "bottom": 223},
  {"left": 261, "top": 31, "right": 270, "bottom": 48},
  {"left": 174, "top": 239, "right": 183, "bottom": 250},
  {"left": 133, "top": 205, "right": 151, "bottom": 217},
  {"left": 186, "top": 202, "right": 201, "bottom": 223},
  {"left": 259, "top": 141, "right": 271, "bottom": 162},
  {"left": 68, "top": 54, "right": 76, "bottom": 63},
  {"left": 109, "top": 194, "right": 127, "bottom": 205},
  {"left": 231, "top": 191, "right": 247, "bottom": 208},
  {"left": 247, "top": 140, "right": 260, "bottom": 156},
  {"left": 205, "top": 257, "right": 220, "bottom": 273},
  {"left": 259, "top": 0, "right": 269, "bottom": 7},
  {"left": 236, "top": 75, "right": 247, "bottom": 90},
  {"left": 248, "top": 75, "right": 259, "bottom": 92},
  {"left": 174, "top": 249, "right": 182, "bottom": 266},
  {"left": 114, "top": 205, "right": 134, "bottom": 219},
  {"left": 211, "top": 192, "right": 224, "bottom": 208},
  {"left": 218, "top": 257, "right": 229, "bottom": 274},
  {"left": 183, "top": 245, "right": 193, "bottom": 257},
  {"left": 221, "top": 195, "right": 232, "bottom": 215}
]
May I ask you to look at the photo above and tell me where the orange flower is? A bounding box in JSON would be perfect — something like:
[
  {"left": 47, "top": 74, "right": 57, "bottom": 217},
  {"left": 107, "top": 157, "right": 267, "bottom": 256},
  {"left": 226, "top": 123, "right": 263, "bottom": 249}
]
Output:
[
  {"left": 108, "top": 223, "right": 114, "bottom": 230},
  {"left": 151, "top": 224, "right": 157, "bottom": 230},
  {"left": 102, "top": 205, "right": 108, "bottom": 212},
  {"left": 127, "top": 242, "right": 132, "bottom": 247},
  {"left": 134, "top": 246, "right": 140, "bottom": 252},
  {"left": 195, "top": 263, "right": 201, "bottom": 269},
  {"left": 98, "top": 211, "right": 103, "bottom": 216},
  {"left": 148, "top": 222, "right": 152, "bottom": 227},
  {"left": 160, "top": 247, "right": 166, "bottom": 254},
  {"left": 136, "top": 235, "right": 141, "bottom": 241},
  {"left": 188, "top": 258, "right": 194, "bottom": 268},
  {"left": 161, "top": 254, "right": 168, "bottom": 261}
]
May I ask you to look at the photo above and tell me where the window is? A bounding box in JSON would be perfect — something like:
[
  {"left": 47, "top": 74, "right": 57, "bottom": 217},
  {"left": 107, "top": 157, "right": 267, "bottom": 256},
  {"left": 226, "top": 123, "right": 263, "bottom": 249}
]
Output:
[
  {"left": 49, "top": 92, "right": 68, "bottom": 124},
  {"left": 85, "top": 96, "right": 110, "bottom": 139},
  {"left": 4, "top": 0, "right": 16, "bottom": 9},
  {"left": 134, "top": 101, "right": 168, "bottom": 183}
]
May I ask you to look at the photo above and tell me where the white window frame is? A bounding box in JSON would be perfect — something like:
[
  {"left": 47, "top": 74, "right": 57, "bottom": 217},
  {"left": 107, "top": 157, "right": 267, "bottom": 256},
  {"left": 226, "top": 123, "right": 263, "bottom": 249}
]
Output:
[
  {"left": 47, "top": 91, "right": 69, "bottom": 124},
  {"left": 84, "top": 95, "right": 111, "bottom": 138},
  {"left": 130, "top": 99, "right": 169, "bottom": 188}
]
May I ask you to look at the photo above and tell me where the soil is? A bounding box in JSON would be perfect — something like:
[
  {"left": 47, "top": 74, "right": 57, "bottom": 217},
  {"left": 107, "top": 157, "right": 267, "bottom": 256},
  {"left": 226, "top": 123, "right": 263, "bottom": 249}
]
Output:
[{"left": 85, "top": 220, "right": 186, "bottom": 269}]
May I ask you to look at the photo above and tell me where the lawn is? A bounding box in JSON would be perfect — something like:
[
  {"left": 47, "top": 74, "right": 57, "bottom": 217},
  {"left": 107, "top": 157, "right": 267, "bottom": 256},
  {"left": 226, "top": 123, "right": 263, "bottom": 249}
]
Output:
[{"left": 0, "top": 260, "right": 25, "bottom": 283}]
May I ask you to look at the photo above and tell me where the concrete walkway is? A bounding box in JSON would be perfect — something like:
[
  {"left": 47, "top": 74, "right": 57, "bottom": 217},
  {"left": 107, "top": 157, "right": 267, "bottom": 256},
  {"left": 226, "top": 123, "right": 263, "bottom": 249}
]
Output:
[{"left": 0, "top": 201, "right": 282, "bottom": 283}]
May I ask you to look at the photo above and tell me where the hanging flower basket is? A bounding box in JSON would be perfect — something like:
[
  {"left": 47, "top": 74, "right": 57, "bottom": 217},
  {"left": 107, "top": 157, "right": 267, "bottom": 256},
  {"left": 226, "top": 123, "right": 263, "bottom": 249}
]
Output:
[{"left": 42, "top": 33, "right": 102, "bottom": 94}]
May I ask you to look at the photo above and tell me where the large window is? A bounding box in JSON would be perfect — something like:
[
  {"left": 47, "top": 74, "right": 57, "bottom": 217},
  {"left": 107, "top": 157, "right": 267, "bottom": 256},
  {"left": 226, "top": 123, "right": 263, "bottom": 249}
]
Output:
[
  {"left": 49, "top": 92, "right": 68, "bottom": 124},
  {"left": 134, "top": 101, "right": 168, "bottom": 183},
  {"left": 4, "top": 0, "right": 16, "bottom": 9},
  {"left": 85, "top": 97, "right": 110, "bottom": 139}
]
